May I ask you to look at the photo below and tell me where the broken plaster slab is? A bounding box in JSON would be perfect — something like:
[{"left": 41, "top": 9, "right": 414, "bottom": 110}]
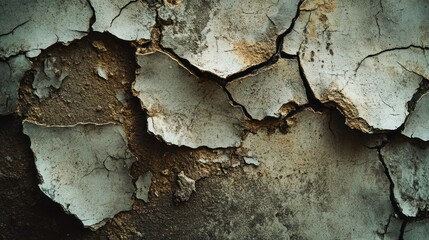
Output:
[
  {"left": 133, "top": 51, "right": 245, "bottom": 149},
  {"left": 23, "top": 122, "right": 136, "bottom": 230},
  {"left": 32, "top": 57, "right": 68, "bottom": 99},
  {"left": 226, "top": 109, "right": 394, "bottom": 239},
  {"left": 283, "top": 0, "right": 429, "bottom": 132},
  {"left": 136, "top": 171, "right": 152, "bottom": 203},
  {"left": 158, "top": 0, "right": 300, "bottom": 78},
  {"left": 0, "top": 0, "right": 92, "bottom": 58},
  {"left": 402, "top": 92, "right": 429, "bottom": 141},
  {"left": 404, "top": 219, "right": 429, "bottom": 240},
  {"left": 226, "top": 58, "right": 308, "bottom": 120},
  {"left": 381, "top": 139, "right": 429, "bottom": 217},
  {"left": 90, "top": 0, "right": 156, "bottom": 41},
  {"left": 174, "top": 171, "right": 196, "bottom": 202},
  {"left": 0, "top": 55, "right": 32, "bottom": 115}
]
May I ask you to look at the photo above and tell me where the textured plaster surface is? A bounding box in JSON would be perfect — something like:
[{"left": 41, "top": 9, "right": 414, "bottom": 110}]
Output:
[
  {"left": 382, "top": 138, "right": 429, "bottom": 217},
  {"left": 134, "top": 51, "right": 245, "bottom": 148},
  {"left": 226, "top": 58, "right": 308, "bottom": 120},
  {"left": 403, "top": 93, "right": 429, "bottom": 141},
  {"left": 283, "top": 0, "right": 429, "bottom": 132},
  {"left": 159, "top": 0, "right": 300, "bottom": 78},
  {"left": 23, "top": 122, "right": 136, "bottom": 230}
]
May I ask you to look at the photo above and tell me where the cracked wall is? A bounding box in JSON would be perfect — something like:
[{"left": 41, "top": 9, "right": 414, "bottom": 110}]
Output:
[{"left": 1, "top": 0, "right": 428, "bottom": 239}]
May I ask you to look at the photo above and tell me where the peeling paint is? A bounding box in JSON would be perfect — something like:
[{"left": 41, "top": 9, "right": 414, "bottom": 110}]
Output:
[
  {"left": 283, "top": 0, "right": 429, "bottom": 132},
  {"left": 90, "top": 0, "right": 156, "bottom": 41},
  {"left": 402, "top": 92, "right": 429, "bottom": 141},
  {"left": 0, "top": 55, "right": 32, "bottom": 115},
  {"left": 159, "top": 0, "right": 300, "bottom": 78},
  {"left": 0, "top": 0, "right": 92, "bottom": 58},
  {"left": 32, "top": 57, "right": 68, "bottom": 99},
  {"left": 136, "top": 171, "right": 152, "bottom": 203},
  {"left": 133, "top": 51, "right": 245, "bottom": 148},
  {"left": 23, "top": 122, "right": 136, "bottom": 230},
  {"left": 381, "top": 138, "right": 429, "bottom": 217},
  {"left": 97, "top": 65, "right": 108, "bottom": 80},
  {"left": 226, "top": 58, "right": 307, "bottom": 120}
]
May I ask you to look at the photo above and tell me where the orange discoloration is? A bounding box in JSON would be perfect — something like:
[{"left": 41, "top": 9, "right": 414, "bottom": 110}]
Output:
[{"left": 233, "top": 40, "right": 274, "bottom": 65}]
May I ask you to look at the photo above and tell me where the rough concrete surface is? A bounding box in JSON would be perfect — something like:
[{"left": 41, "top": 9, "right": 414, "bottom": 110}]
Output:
[{"left": 1, "top": 0, "right": 429, "bottom": 239}]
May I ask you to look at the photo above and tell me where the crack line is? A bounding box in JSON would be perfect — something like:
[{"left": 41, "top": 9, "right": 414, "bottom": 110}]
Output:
[
  {"left": 355, "top": 45, "right": 429, "bottom": 72},
  {"left": 0, "top": 19, "right": 30, "bottom": 37}
]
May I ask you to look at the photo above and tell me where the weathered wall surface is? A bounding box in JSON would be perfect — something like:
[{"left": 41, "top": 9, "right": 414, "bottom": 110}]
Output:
[{"left": 1, "top": 0, "right": 428, "bottom": 239}]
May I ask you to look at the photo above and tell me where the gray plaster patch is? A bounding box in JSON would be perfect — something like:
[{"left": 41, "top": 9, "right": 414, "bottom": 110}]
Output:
[
  {"left": 0, "top": 55, "right": 32, "bottom": 115},
  {"left": 133, "top": 51, "right": 245, "bottom": 148},
  {"left": 402, "top": 92, "right": 429, "bottom": 141},
  {"left": 226, "top": 58, "right": 308, "bottom": 120},
  {"left": 0, "top": 0, "right": 91, "bottom": 58},
  {"left": 136, "top": 171, "right": 152, "bottom": 203},
  {"left": 159, "top": 0, "right": 300, "bottom": 78},
  {"left": 404, "top": 219, "right": 429, "bottom": 240},
  {"left": 23, "top": 122, "right": 136, "bottom": 230},
  {"left": 90, "top": 0, "right": 156, "bottom": 41},
  {"left": 381, "top": 139, "right": 429, "bottom": 217},
  {"left": 32, "top": 57, "right": 68, "bottom": 99},
  {"left": 283, "top": 0, "right": 429, "bottom": 132}
]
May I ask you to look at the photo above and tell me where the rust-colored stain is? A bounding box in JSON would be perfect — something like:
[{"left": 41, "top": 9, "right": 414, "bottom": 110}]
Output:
[
  {"left": 309, "top": 18, "right": 317, "bottom": 38},
  {"left": 233, "top": 40, "right": 274, "bottom": 66},
  {"left": 166, "top": 0, "right": 183, "bottom": 5}
]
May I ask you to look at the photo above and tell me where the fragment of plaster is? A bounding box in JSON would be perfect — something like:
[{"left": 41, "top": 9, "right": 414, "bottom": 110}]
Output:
[
  {"left": 158, "top": 0, "right": 301, "bottom": 78},
  {"left": 90, "top": 0, "right": 156, "bottom": 41},
  {"left": 115, "top": 90, "right": 127, "bottom": 106},
  {"left": 136, "top": 171, "right": 152, "bottom": 203},
  {"left": 283, "top": 0, "right": 429, "bottom": 132},
  {"left": 402, "top": 92, "right": 429, "bottom": 141},
  {"left": 25, "top": 49, "right": 42, "bottom": 58},
  {"left": 174, "top": 171, "right": 196, "bottom": 202},
  {"left": 243, "top": 157, "right": 260, "bottom": 166},
  {"left": 226, "top": 58, "right": 307, "bottom": 120},
  {"left": 133, "top": 51, "right": 245, "bottom": 148},
  {"left": 0, "top": 0, "right": 92, "bottom": 58},
  {"left": 97, "top": 66, "right": 108, "bottom": 80},
  {"left": 234, "top": 109, "right": 393, "bottom": 239},
  {"left": 0, "top": 55, "right": 32, "bottom": 115},
  {"left": 196, "top": 150, "right": 230, "bottom": 164},
  {"left": 381, "top": 139, "right": 429, "bottom": 217},
  {"left": 403, "top": 219, "right": 429, "bottom": 240},
  {"left": 23, "top": 122, "right": 136, "bottom": 230},
  {"left": 32, "top": 57, "right": 68, "bottom": 99}
]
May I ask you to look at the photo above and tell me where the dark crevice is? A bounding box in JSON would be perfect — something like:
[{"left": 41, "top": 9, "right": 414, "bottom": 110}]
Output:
[
  {"left": 153, "top": 0, "right": 305, "bottom": 85},
  {"left": 392, "top": 77, "right": 429, "bottom": 133},
  {"left": 221, "top": 86, "right": 253, "bottom": 120},
  {"left": 275, "top": 0, "right": 305, "bottom": 55},
  {"left": 296, "top": 54, "right": 325, "bottom": 112},
  {"left": 86, "top": 0, "right": 96, "bottom": 32},
  {"left": 375, "top": 140, "right": 408, "bottom": 220},
  {"left": 355, "top": 45, "right": 429, "bottom": 72},
  {"left": 398, "top": 220, "right": 407, "bottom": 240},
  {"left": 407, "top": 78, "right": 429, "bottom": 112}
]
